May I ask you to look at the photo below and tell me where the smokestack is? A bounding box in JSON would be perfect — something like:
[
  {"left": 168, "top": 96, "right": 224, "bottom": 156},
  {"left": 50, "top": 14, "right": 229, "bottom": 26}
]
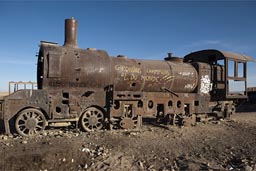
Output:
[{"left": 64, "top": 17, "right": 78, "bottom": 48}]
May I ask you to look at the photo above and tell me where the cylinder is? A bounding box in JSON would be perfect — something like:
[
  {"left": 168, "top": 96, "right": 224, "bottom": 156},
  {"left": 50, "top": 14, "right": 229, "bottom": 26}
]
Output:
[{"left": 64, "top": 17, "right": 78, "bottom": 48}]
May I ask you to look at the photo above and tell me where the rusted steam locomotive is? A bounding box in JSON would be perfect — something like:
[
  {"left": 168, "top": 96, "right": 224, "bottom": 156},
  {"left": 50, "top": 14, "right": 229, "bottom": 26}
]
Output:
[{"left": 0, "top": 18, "right": 254, "bottom": 136}]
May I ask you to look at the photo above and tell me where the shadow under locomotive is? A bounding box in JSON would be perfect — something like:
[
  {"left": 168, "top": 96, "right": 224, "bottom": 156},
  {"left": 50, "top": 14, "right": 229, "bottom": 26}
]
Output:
[{"left": 0, "top": 18, "right": 254, "bottom": 137}]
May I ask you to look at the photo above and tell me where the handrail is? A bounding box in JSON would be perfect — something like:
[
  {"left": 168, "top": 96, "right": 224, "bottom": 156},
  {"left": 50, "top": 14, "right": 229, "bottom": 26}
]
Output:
[{"left": 8, "top": 81, "right": 37, "bottom": 95}]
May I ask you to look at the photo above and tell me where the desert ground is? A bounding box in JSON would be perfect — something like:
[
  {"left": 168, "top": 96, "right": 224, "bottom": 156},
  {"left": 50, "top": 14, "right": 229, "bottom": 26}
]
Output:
[
  {"left": 0, "top": 92, "right": 8, "bottom": 100},
  {"left": 0, "top": 104, "right": 256, "bottom": 171}
]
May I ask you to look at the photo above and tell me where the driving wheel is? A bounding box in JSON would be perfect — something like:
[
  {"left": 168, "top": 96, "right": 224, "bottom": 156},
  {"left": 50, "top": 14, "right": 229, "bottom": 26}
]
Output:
[
  {"left": 15, "top": 108, "right": 46, "bottom": 137},
  {"left": 80, "top": 107, "right": 104, "bottom": 132}
]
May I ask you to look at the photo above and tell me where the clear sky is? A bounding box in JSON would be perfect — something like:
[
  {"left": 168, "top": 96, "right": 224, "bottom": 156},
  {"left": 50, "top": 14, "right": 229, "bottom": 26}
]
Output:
[{"left": 0, "top": 1, "right": 255, "bottom": 92}]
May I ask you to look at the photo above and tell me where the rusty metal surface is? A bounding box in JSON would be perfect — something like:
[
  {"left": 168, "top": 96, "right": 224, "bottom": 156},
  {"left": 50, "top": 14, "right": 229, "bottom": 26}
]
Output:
[
  {"left": 39, "top": 46, "right": 198, "bottom": 94},
  {"left": 221, "top": 50, "right": 254, "bottom": 61}
]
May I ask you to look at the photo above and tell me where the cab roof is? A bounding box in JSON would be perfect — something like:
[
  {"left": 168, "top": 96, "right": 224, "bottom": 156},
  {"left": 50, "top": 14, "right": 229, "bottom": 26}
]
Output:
[{"left": 184, "top": 49, "right": 254, "bottom": 63}]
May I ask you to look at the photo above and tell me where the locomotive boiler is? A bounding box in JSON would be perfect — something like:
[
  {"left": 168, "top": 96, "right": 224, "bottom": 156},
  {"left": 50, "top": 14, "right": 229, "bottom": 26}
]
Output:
[{"left": 0, "top": 18, "right": 254, "bottom": 136}]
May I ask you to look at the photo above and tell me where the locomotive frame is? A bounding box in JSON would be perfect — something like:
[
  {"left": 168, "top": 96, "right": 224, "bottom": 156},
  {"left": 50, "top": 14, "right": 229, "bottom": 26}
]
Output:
[{"left": 0, "top": 18, "right": 254, "bottom": 137}]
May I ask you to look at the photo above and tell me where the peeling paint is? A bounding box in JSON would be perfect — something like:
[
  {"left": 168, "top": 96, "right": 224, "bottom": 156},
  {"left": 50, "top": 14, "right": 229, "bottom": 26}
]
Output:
[
  {"left": 185, "top": 84, "right": 195, "bottom": 89},
  {"left": 179, "top": 72, "right": 193, "bottom": 76},
  {"left": 200, "top": 75, "right": 212, "bottom": 94}
]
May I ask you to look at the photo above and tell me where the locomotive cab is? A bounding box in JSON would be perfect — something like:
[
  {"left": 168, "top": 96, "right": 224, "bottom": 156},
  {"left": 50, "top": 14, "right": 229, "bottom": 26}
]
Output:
[{"left": 184, "top": 49, "right": 254, "bottom": 101}]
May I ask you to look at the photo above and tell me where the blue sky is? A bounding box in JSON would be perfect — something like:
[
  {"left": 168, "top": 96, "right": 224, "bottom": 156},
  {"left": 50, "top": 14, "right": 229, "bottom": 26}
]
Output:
[{"left": 0, "top": 1, "right": 256, "bottom": 92}]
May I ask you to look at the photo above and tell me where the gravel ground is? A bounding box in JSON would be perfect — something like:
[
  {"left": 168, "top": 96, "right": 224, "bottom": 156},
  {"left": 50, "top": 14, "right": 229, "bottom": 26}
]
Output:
[{"left": 0, "top": 106, "right": 256, "bottom": 171}]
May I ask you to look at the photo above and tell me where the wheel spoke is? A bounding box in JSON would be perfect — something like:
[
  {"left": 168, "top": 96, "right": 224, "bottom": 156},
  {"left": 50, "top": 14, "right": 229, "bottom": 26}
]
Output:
[
  {"left": 34, "top": 113, "right": 40, "bottom": 119},
  {"left": 31, "top": 112, "right": 35, "bottom": 118},
  {"left": 83, "top": 117, "right": 88, "bottom": 121},
  {"left": 28, "top": 129, "right": 33, "bottom": 135},
  {"left": 34, "top": 128, "right": 39, "bottom": 133},
  {"left": 36, "top": 125, "right": 43, "bottom": 129},
  {"left": 18, "top": 123, "right": 26, "bottom": 127},
  {"left": 18, "top": 119, "right": 26, "bottom": 124},
  {"left": 22, "top": 113, "right": 28, "bottom": 120},
  {"left": 37, "top": 120, "right": 43, "bottom": 124},
  {"left": 27, "top": 112, "right": 30, "bottom": 118},
  {"left": 20, "top": 126, "right": 26, "bottom": 131},
  {"left": 31, "top": 113, "right": 36, "bottom": 119},
  {"left": 24, "top": 112, "right": 30, "bottom": 119}
]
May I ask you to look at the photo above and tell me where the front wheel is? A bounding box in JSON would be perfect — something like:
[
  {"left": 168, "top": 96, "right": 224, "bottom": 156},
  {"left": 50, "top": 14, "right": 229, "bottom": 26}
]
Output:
[{"left": 15, "top": 108, "right": 47, "bottom": 137}]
